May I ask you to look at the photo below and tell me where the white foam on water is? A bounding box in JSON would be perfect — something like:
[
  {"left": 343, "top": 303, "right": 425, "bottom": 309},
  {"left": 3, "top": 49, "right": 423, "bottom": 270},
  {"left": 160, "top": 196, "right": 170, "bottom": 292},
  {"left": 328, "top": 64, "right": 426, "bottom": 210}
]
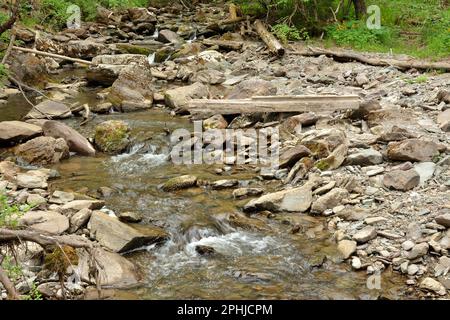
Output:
[
  {"left": 109, "top": 143, "right": 168, "bottom": 175},
  {"left": 148, "top": 52, "right": 156, "bottom": 65},
  {"left": 146, "top": 230, "right": 279, "bottom": 279},
  {"left": 151, "top": 28, "right": 159, "bottom": 39}
]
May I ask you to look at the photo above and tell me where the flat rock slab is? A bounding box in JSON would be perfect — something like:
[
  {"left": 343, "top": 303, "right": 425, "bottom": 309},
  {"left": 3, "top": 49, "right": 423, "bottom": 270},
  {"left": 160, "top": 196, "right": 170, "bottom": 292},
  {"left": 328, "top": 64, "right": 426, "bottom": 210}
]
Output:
[
  {"left": 244, "top": 183, "right": 313, "bottom": 213},
  {"left": 25, "top": 100, "right": 72, "bottom": 120},
  {"left": 88, "top": 211, "right": 168, "bottom": 253},
  {"left": 77, "top": 247, "right": 139, "bottom": 288},
  {"left": 0, "top": 121, "right": 42, "bottom": 145},
  {"left": 61, "top": 200, "right": 105, "bottom": 212},
  {"left": 19, "top": 210, "right": 69, "bottom": 235}
]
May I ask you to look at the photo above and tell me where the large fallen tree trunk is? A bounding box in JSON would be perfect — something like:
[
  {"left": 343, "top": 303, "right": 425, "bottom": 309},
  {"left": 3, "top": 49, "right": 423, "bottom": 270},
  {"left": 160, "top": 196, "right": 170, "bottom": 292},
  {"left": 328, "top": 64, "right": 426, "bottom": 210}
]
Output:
[
  {"left": 188, "top": 95, "right": 360, "bottom": 118},
  {"left": 202, "top": 39, "right": 243, "bottom": 51},
  {"left": 292, "top": 46, "right": 450, "bottom": 72},
  {"left": 254, "top": 19, "right": 285, "bottom": 56},
  {"left": 11, "top": 46, "right": 93, "bottom": 65}
]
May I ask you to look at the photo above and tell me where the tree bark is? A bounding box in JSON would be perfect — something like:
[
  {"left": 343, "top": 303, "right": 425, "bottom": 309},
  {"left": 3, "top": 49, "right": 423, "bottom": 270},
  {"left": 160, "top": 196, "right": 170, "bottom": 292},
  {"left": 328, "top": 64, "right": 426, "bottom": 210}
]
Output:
[
  {"left": 254, "top": 19, "right": 285, "bottom": 56},
  {"left": 352, "top": 0, "right": 366, "bottom": 19},
  {"left": 0, "top": 228, "right": 93, "bottom": 249}
]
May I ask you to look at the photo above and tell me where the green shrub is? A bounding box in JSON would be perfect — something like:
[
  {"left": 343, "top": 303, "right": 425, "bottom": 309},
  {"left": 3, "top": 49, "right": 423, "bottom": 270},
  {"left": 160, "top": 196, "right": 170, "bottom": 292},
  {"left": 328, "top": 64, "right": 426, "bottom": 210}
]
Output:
[
  {"left": 0, "top": 193, "right": 31, "bottom": 228},
  {"left": 326, "top": 20, "right": 395, "bottom": 50},
  {"left": 271, "top": 23, "right": 309, "bottom": 43},
  {"left": 0, "top": 64, "right": 9, "bottom": 88}
]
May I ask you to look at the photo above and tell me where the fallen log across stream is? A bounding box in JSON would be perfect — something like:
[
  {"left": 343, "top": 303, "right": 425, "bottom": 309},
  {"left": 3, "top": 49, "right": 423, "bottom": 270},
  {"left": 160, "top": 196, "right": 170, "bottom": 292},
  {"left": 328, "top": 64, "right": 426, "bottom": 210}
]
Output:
[
  {"left": 291, "top": 47, "right": 450, "bottom": 72},
  {"left": 188, "top": 95, "right": 360, "bottom": 119}
]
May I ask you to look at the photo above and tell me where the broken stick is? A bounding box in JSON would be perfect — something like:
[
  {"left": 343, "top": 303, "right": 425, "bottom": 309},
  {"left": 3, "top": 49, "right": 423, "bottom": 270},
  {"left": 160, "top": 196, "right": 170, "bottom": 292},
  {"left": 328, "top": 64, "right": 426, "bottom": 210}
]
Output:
[
  {"left": 254, "top": 20, "right": 285, "bottom": 56},
  {"left": 11, "top": 46, "right": 93, "bottom": 65}
]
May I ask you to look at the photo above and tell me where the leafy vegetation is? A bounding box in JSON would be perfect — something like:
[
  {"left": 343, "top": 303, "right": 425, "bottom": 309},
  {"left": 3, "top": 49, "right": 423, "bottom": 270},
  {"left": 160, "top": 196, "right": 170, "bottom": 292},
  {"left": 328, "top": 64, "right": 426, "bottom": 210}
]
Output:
[
  {"left": 18, "top": 0, "right": 150, "bottom": 29},
  {"left": 0, "top": 63, "right": 9, "bottom": 88},
  {"left": 0, "top": 193, "right": 31, "bottom": 228},
  {"left": 1, "top": 255, "right": 43, "bottom": 300},
  {"left": 271, "top": 23, "right": 308, "bottom": 43},
  {"left": 404, "top": 75, "right": 428, "bottom": 84},
  {"left": 235, "top": 0, "right": 449, "bottom": 59},
  {"left": 325, "top": 20, "right": 395, "bottom": 50}
]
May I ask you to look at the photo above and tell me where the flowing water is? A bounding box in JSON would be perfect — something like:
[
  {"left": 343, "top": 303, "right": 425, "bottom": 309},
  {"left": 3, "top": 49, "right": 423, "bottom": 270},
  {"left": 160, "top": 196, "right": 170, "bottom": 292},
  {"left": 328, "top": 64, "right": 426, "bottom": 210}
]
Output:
[{"left": 0, "top": 76, "right": 413, "bottom": 300}]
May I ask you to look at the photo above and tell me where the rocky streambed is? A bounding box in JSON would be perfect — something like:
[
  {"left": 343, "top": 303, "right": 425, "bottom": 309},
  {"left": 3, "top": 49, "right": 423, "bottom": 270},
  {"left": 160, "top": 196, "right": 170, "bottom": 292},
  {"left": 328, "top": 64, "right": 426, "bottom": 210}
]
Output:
[{"left": 0, "top": 2, "right": 449, "bottom": 300}]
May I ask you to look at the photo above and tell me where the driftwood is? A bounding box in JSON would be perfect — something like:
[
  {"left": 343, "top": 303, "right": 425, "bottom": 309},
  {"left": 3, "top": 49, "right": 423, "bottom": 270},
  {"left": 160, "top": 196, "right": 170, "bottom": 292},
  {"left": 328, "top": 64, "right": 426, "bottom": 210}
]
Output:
[
  {"left": 0, "top": 0, "right": 20, "bottom": 36},
  {"left": 202, "top": 39, "right": 243, "bottom": 51},
  {"left": 229, "top": 3, "right": 239, "bottom": 20},
  {"left": 188, "top": 95, "right": 360, "bottom": 118},
  {"left": 254, "top": 20, "right": 285, "bottom": 56},
  {"left": 11, "top": 46, "right": 93, "bottom": 65},
  {"left": 80, "top": 104, "right": 92, "bottom": 126},
  {"left": 207, "top": 17, "right": 245, "bottom": 32},
  {"left": 1, "top": 31, "right": 16, "bottom": 64},
  {"left": 0, "top": 228, "right": 93, "bottom": 249},
  {"left": 291, "top": 47, "right": 450, "bottom": 72}
]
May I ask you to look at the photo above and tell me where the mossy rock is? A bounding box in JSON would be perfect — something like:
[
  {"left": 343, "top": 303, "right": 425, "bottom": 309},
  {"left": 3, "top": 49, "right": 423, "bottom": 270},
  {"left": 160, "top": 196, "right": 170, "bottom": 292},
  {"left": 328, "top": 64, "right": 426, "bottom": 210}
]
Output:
[
  {"left": 162, "top": 175, "right": 198, "bottom": 192},
  {"left": 315, "top": 159, "right": 331, "bottom": 171},
  {"left": 227, "top": 212, "right": 269, "bottom": 232},
  {"left": 116, "top": 43, "right": 153, "bottom": 55},
  {"left": 302, "top": 141, "right": 330, "bottom": 159},
  {"left": 171, "top": 43, "right": 204, "bottom": 59},
  {"left": 94, "top": 120, "right": 130, "bottom": 154},
  {"left": 155, "top": 47, "right": 175, "bottom": 63},
  {"left": 44, "top": 246, "right": 78, "bottom": 275}
]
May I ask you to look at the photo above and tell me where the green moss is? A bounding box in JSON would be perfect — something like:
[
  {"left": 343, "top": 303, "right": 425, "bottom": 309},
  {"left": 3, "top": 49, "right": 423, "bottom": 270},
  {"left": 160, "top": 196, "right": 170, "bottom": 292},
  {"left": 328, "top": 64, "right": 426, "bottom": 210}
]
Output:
[
  {"left": 116, "top": 43, "right": 153, "bottom": 55},
  {"left": 44, "top": 246, "right": 79, "bottom": 276},
  {"left": 315, "top": 159, "right": 331, "bottom": 171},
  {"left": 94, "top": 120, "right": 130, "bottom": 154},
  {"left": 162, "top": 175, "right": 198, "bottom": 192}
]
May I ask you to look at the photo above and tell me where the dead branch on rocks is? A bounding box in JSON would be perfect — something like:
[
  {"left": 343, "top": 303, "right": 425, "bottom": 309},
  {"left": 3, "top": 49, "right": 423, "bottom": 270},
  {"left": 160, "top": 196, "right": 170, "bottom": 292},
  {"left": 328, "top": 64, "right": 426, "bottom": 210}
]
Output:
[
  {"left": 0, "top": 0, "right": 20, "bottom": 37},
  {"left": 207, "top": 17, "right": 245, "bottom": 32},
  {"left": 254, "top": 20, "right": 285, "bottom": 56},
  {"left": 290, "top": 46, "right": 450, "bottom": 72},
  {"left": 11, "top": 46, "right": 93, "bottom": 65},
  {"left": 7, "top": 75, "right": 52, "bottom": 120},
  {"left": 80, "top": 104, "right": 92, "bottom": 126},
  {"left": 0, "top": 228, "right": 93, "bottom": 249},
  {"left": 1, "top": 31, "right": 16, "bottom": 64}
]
